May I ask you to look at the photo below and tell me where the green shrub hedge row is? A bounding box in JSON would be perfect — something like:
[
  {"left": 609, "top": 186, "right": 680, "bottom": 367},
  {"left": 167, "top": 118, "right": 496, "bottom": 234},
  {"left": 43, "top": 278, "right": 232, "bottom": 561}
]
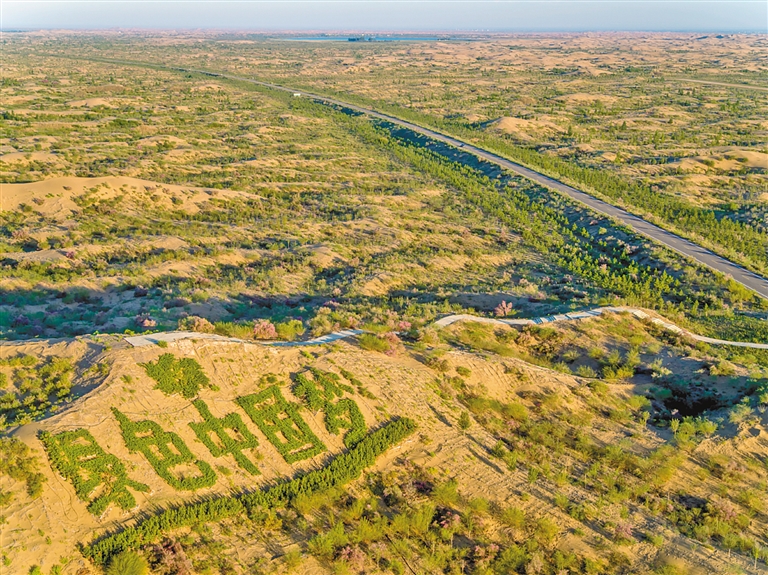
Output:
[
  {"left": 189, "top": 399, "right": 261, "bottom": 475},
  {"left": 236, "top": 386, "right": 326, "bottom": 463},
  {"left": 293, "top": 368, "right": 366, "bottom": 447},
  {"left": 39, "top": 429, "right": 149, "bottom": 515},
  {"left": 112, "top": 408, "right": 216, "bottom": 491},
  {"left": 82, "top": 416, "right": 416, "bottom": 565}
]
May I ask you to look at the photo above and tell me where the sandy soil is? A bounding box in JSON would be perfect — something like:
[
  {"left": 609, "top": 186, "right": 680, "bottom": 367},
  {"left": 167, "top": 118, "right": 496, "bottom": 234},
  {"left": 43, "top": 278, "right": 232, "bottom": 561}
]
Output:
[
  {"left": 2, "top": 334, "right": 763, "bottom": 574},
  {"left": 0, "top": 175, "right": 253, "bottom": 218}
]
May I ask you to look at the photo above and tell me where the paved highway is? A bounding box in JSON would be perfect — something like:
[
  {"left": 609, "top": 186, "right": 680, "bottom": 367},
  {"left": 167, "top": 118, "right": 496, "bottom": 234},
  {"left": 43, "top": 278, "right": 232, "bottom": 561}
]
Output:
[
  {"left": 80, "top": 58, "right": 768, "bottom": 302},
  {"left": 178, "top": 67, "right": 768, "bottom": 301}
]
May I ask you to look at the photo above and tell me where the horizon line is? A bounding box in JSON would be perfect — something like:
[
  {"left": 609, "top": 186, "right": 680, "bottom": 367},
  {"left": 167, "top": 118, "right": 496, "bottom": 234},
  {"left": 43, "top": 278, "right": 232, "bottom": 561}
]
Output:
[{"left": 3, "top": 26, "right": 767, "bottom": 32}]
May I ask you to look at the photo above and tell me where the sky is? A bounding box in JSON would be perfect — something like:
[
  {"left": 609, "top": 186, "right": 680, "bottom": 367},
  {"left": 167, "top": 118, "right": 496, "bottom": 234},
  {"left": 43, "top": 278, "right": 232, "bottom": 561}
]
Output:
[{"left": 1, "top": 0, "right": 766, "bottom": 32}]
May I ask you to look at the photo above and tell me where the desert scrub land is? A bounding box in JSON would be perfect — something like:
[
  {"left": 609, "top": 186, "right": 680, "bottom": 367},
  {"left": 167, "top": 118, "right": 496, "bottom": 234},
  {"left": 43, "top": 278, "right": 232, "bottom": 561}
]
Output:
[
  {"left": 0, "top": 34, "right": 767, "bottom": 575},
  {"left": 0, "top": 42, "right": 767, "bottom": 348},
  {"left": 42, "top": 32, "right": 768, "bottom": 275},
  {"left": 0, "top": 321, "right": 767, "bottom": 575}
]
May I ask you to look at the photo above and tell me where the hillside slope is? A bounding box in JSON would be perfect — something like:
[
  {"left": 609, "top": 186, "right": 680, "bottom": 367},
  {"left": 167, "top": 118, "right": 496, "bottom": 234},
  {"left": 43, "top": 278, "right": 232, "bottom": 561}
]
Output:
[{"left": 2, "top": 313, "right": 767, "bottom": 574}]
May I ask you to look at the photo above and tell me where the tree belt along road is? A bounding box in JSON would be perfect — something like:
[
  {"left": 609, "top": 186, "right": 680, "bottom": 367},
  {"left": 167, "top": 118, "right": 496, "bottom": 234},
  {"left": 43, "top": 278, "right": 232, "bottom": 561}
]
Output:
[{"left": 69, "top": 57, "right": 768, "bottom": 301}]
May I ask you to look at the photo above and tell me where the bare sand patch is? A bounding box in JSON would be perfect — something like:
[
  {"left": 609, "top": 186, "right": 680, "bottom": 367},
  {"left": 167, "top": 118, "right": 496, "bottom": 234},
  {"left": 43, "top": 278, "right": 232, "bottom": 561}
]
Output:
[
  {"left": 190, "top": 84, "right": 224, "bottom": 92},
  {"left": 0, "top": 152, "right": 60, "bottom": 164},
  {"left": 492, "top": 116, "right": 564, "bottom": 139},
  {"left": 136, "top": 135, "right": 189, "bottom": 147},
  {"left": 67, "top": 98, "right": 117, "bottom": 108},
  {"left": 557, "top": 93, "right": 618, "bottom": 105},
  {"left": 0, "top": 176, "right": 255, "bottom": 218},
  {"left": 725, "top": 150, "right": 768, "bottom": 169}
]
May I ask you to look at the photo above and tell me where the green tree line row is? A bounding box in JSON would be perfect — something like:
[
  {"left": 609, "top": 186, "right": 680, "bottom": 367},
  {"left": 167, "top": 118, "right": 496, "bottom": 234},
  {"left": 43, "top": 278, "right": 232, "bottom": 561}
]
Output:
[
  {"left": 300, "top": 86, "right": 768, "bottom": 274},
  {"left": 82, "top": 416, "right": 416, "bottom": 565}
]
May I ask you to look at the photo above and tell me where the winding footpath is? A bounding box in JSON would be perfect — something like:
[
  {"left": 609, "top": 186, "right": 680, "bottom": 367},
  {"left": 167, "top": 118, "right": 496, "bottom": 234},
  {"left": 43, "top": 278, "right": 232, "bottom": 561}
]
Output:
[{"left": 126, "top": 307, "right": 768, "bottom": 350}]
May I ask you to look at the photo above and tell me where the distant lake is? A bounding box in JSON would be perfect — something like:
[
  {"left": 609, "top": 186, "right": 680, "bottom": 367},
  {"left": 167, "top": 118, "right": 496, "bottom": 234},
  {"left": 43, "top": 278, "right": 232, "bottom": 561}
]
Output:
[{"left": 284, "top": 36, "right": 456, "bottom": 42}]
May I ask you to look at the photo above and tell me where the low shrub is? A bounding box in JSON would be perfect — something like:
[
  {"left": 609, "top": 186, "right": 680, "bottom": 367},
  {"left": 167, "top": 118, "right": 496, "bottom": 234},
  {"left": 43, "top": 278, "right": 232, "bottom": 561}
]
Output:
[
  {"left": 358, "top": 333, "right": 390, "bottom": 353},
  {"left": 275, "top": 319, "right": 306, "bottom": 341},
  {"left": 105, "top": 550, "right": 148, "bottom": 575},
  {"left": 213, "top": 321, "right": 254, "bottom": 339}
]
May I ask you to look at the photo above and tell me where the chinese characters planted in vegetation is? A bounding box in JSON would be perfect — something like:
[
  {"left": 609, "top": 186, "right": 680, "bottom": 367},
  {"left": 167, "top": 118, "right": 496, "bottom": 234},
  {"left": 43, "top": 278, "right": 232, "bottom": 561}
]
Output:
[
  {"left": 189, "top": 399, "right": 261, "bottom": 475},
  {"left": 141, "top": 353, "right": 212, "bottom": 399},
  {"left": 37, "top": 358, "right": 371, "bottom": 519},
  {"left": 293, "top": 368, "right": 366, "bottom": 447},
  {"left": 112, "top": 408, "right": 217, "bottom": 491},
  {"left": 237, "top": 385, "right": 327, "bottom": 463},
  {"left": 83, "top": 416, "right": 417, "bottom": 566},
  {"left": 39, "top": 429, "right": 149, "bottom": 515}
]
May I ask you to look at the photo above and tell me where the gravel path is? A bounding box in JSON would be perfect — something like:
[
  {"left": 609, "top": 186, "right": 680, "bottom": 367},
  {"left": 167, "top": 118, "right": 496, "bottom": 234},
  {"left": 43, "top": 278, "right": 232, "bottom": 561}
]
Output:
[{"left": 126, "top": 307, "right": 768, "bottom": 349}]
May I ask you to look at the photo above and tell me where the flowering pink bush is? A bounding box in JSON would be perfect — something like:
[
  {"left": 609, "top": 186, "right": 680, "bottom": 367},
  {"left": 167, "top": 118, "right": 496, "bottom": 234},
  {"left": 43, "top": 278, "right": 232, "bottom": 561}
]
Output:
[
  {"left": 613, "top": 521, "right": 634, "bottom": 543},
  {"left": 337, "top": 545, "right": 366, "bottom": 571},
  {"left": 438, "top": 511, "right": 461, "bottom": 530},
  {"left": 396, "top": 320, "right": 412, "bottom": 331},
  {"left": 506, "top": 418, "right": 520, "bottom": 431},
  {"left": 494, "top": 300, "right": 514, "bottom": 317},
  {"left": 381, "top": 332, "right": 403, "bottom": 356},
  {"left": 134, "top": 314, "right": 157, "bottom": 328},
  {"left": 709, "top": 498, "right": 738, "bottom": 522},
  {"left": 177, "top": 315, "right": 214, "bottom": 333},
  {"left": 253, "top": 320, "right": 278, "bottom": 340}
]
